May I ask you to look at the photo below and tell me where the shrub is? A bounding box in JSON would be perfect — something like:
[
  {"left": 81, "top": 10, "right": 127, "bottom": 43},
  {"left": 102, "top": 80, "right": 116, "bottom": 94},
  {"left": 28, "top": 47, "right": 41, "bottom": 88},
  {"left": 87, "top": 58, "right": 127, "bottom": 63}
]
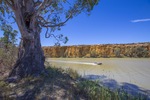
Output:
[
  {"left": 0, "top": 44, "right": 18, "bottom": 79},
  {"left": 77, "top": 80, "right": 147, "bottom": 100},
  {"left": 0, "top": 44, "right": 17, "bottom": 66},
  {"left": 90, "top": 50, "right": 97, "bottom": 58},
  {"left": 65, "top": 68, "right": 80, "bottom": 79},
  {"left": 114, "top": 47, "right": 121, "bottom": 57}
]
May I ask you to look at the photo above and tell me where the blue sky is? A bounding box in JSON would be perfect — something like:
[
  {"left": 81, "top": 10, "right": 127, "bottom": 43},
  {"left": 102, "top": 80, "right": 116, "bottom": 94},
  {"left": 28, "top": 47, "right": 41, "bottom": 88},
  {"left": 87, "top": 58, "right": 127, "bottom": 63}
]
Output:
[
  {"left": 41, "top": 0, "right": 150, "bottom": 46},
  {"left": 1, "top": 0, "right": 150, "bottom": 46}
]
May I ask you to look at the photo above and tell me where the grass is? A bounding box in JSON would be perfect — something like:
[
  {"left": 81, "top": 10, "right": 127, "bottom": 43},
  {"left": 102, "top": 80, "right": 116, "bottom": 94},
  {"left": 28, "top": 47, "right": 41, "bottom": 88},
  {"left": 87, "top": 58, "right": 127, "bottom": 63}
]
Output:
[{"left": 77, "top": 80, "right": 147, "bottom": 100}]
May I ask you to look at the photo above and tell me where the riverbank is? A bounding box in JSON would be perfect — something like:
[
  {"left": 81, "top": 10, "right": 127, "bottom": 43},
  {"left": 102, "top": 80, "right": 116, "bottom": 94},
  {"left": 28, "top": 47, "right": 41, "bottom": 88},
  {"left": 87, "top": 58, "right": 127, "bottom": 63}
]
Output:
[
  {"left": 0, "top": 64, "right": 148, "bottom": 100},
  {"left": 43, "top": 42, "right": 150, "bottom": 58}
]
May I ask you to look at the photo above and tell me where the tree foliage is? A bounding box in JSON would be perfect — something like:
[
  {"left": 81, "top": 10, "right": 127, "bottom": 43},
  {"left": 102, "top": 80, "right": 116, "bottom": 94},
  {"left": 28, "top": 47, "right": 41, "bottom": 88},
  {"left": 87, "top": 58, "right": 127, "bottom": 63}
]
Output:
[
  {"left": 0, "top": 24, "right": 17, "bottom": 45},
  {"left": 0, "top": 0, "right": 99, "bottom": 45}
]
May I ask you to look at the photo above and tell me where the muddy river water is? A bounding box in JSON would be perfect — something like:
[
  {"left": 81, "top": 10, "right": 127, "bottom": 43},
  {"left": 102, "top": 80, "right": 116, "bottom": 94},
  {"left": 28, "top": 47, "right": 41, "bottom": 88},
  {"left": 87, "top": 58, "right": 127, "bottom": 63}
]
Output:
[{"left": 47, "top": 58, "right": 150, "bottom": 97}]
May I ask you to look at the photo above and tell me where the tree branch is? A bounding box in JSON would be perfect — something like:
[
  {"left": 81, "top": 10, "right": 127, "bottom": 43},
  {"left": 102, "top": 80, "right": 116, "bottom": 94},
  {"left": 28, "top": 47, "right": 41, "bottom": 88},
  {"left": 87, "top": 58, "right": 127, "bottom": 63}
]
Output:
[
  {"left": 45, "top": 28, "right": 50, "bottom": 38},
  {"left": 5, "top": 0, "right": 15, "bottom": 10},
  {"left": 45, "top": 28, "right": 63, "bottom": 46},
  {"left": 36, "top": 0, "right": 52, "bottom": 15},
  {"left": 39, "top": 14, "right": 72, "bottom": 28},
  {"left": 34, "top": 0, "right": 42, "bottom": 7}
]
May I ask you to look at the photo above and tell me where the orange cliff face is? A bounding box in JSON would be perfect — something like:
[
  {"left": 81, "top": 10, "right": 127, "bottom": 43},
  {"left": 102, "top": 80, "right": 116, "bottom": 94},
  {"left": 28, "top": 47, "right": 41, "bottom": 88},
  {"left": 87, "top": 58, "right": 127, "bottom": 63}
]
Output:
[{"left": 42, "top": 43, "right": 150, "bottom": 58}]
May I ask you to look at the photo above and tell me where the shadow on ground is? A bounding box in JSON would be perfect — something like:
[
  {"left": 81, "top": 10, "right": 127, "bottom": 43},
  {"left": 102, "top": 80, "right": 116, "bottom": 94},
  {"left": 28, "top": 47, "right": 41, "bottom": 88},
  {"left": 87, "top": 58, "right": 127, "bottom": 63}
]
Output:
[
  {"left": 0, "top": 67, "right": 83, "bottom": 100},
  {"left": 84, "top": 74, "right": 150, "bottom": 100}
]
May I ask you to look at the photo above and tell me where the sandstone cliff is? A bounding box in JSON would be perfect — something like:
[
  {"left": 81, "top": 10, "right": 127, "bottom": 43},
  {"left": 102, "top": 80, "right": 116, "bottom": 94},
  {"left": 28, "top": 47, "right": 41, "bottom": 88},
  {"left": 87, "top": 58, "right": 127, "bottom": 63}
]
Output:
[{"left": 43, "top": 43, "right": 150, "bottom": 58}]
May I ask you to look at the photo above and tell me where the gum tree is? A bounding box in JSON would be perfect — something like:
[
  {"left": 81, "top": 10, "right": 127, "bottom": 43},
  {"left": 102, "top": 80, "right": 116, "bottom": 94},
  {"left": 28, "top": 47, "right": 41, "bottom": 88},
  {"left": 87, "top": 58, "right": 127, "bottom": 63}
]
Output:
[{"left": 0, "top": 0, "right": 99, "bottom": 79}]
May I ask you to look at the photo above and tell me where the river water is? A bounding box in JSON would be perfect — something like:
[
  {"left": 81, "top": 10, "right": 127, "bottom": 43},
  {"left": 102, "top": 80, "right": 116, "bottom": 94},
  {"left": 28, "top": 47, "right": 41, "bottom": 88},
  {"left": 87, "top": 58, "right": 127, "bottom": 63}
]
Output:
[{"left": 47, "top": 58, "right": 150, "bottom": 97}]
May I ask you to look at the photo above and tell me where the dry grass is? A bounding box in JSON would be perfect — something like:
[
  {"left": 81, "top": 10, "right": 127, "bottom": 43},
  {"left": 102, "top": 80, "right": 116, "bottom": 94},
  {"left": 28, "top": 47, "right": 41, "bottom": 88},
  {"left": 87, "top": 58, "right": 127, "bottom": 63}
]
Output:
[{"left": 0, "top": 44, "right": 18, "bottom": 79}]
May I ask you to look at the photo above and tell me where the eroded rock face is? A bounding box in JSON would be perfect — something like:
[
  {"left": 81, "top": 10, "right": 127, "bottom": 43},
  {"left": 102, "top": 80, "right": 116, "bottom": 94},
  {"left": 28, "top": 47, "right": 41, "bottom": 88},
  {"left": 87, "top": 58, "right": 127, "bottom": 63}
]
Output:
[{"left": 43, "top": 43, "right": 150, "bottom": 58}]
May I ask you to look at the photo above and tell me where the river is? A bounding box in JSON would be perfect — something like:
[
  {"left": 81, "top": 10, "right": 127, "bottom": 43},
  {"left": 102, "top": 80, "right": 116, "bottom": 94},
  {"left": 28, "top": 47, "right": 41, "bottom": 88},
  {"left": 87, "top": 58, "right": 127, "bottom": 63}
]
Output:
[{"left": 47, "top": 58, "right": 150, "bottom": 97}]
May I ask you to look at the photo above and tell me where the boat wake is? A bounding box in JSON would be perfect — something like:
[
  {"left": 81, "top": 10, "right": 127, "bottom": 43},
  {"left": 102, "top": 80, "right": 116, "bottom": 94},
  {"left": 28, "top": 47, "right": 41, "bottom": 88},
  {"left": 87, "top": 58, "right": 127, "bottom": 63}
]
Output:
[{"left": 48, "top": 60, "right": 97, "bottom": 65}]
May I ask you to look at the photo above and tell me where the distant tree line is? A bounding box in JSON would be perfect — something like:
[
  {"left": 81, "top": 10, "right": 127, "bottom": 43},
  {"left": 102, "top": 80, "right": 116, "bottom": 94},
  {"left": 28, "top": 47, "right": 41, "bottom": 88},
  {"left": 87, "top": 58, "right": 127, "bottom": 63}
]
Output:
[{"left": 43, "top": 43, "right": 150, "bottom": 58}]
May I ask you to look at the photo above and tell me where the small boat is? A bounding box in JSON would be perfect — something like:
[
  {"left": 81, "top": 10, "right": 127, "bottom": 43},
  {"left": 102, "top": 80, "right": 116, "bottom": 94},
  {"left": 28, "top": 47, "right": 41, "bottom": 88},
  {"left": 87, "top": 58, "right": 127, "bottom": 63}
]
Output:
[{"left": 94, "top": 62, "right": 102, "bottom": 65}]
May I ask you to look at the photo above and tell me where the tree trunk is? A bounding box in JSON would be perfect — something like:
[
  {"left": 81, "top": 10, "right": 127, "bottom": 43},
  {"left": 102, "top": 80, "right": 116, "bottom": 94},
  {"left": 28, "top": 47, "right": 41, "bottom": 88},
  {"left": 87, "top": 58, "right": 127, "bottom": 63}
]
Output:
[
  {"left": 9, "top": 32, "right": 45, "bottom": 78},
  {"left": 8, "top": 0, "right": 46, "bottom": 79}
]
